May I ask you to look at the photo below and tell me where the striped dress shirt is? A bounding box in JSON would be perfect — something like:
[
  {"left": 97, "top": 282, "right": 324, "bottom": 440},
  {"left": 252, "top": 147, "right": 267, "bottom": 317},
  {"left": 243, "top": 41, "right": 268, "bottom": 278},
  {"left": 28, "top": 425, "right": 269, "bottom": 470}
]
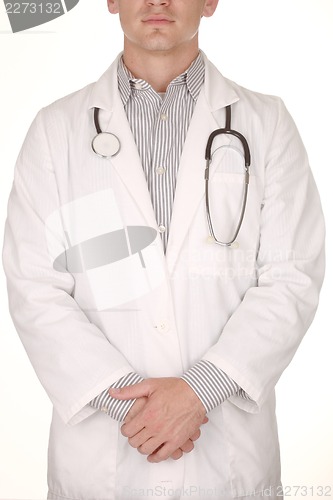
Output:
[{"left": 90, "top": 52, "right": 250, "bottom": 421}]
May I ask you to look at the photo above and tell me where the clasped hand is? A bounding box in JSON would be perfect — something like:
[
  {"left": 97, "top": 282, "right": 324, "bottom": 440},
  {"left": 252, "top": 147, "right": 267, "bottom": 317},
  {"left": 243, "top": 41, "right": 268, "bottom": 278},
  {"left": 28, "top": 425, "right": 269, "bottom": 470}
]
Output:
[{"left": 109, "top": 377, "right": 207, "bottom": 463}]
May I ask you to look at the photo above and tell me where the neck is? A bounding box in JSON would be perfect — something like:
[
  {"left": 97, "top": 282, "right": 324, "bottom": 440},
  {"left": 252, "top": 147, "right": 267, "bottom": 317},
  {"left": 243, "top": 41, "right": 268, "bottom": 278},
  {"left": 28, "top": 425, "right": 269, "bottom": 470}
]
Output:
[{"left": 122, "top": 39, "right": 200, "bottom": 92}]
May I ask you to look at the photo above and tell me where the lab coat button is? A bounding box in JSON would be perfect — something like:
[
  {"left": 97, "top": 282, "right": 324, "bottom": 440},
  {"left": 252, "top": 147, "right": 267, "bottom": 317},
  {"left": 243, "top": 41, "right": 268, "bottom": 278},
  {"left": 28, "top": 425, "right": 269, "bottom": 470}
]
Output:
[{"left": 157, "top": 321, "right": 170, "bottom": 333}]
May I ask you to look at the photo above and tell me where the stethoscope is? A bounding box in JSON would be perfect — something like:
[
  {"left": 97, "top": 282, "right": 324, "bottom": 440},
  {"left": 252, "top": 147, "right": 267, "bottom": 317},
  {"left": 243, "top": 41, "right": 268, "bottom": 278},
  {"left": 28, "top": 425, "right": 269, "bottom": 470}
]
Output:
[
  {"left": 91, "top": 107, "right": 121, "bottom": 158},
  {"left": 205, "top": 104, "right": 251, "bottom": 247},
  {"left": 92, "top": 104, "right": 251, "bottom": 247}
]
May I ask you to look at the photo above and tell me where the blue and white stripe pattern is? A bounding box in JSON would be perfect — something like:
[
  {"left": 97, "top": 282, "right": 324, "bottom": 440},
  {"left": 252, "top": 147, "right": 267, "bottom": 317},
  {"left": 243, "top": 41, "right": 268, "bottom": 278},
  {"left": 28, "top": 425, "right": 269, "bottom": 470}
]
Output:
[{"left": 89, "top": 53, "right": 250, "bottom": 421}]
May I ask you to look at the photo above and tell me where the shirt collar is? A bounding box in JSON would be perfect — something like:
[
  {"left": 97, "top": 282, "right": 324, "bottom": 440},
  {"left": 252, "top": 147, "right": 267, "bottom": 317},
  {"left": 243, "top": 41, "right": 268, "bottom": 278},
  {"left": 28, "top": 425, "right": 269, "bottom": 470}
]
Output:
[{"left": 117, "top": 51, "right": 205, "bottom": 106}]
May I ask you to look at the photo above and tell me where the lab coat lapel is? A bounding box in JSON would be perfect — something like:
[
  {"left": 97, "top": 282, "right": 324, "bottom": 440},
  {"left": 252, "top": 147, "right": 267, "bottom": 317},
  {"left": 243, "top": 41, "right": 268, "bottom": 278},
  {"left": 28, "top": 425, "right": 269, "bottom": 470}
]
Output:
[
  {"left": 166, "top": 57, "right": 240, "bottom": 273},
  {"left": 105, "top": 101, "right": 158, "bottom": 230},
  {"left": 88, "top": 54, "right": 157, "bottom": 231}
]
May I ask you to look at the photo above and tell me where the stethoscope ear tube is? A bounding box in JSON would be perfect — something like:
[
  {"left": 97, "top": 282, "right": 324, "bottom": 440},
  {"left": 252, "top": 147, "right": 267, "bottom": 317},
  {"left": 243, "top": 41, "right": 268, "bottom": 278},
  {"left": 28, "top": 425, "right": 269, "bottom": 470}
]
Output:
[{"left": 205, "top": 106, "right": 251, "bottom": 167}]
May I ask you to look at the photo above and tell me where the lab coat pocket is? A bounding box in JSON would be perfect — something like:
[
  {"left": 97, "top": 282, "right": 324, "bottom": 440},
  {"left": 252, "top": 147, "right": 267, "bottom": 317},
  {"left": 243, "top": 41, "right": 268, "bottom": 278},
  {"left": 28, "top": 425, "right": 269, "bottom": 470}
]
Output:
[
  {"left": 203, "top": 171, "right": 260, "bottom": 278},
  {"left": 48, "top": 408, "right": 120, "bottom": 499},
  {"left": 222, "top": 397, "right": 281, "bottom": 497},
  {"left": 208, "top": 172, "right": 248, "bottom": 245}
]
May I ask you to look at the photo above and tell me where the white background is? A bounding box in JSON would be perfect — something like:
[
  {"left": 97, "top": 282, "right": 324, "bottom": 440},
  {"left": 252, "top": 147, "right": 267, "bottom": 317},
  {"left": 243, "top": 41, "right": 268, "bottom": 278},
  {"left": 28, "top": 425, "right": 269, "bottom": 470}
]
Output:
[{"left": 0, "top": 0, "right": 332, "bottom": 498}]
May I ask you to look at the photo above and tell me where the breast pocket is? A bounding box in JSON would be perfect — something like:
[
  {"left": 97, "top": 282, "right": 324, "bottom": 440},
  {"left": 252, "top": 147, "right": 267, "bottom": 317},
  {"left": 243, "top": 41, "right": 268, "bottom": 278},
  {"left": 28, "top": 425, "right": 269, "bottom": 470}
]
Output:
[
  {"left": 207, "top": 171, "right": 249, "bottom": 244},
  {"left": 212, "top": 139, "right": 247, "bottom": 175},
  {"left": 201, "top": 169, "right": 261, "bottom": 280}
]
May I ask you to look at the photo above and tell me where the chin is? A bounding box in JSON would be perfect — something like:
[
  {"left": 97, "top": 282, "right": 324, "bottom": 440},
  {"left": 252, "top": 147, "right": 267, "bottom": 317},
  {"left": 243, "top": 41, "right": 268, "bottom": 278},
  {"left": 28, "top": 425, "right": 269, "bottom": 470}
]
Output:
[{"left": 141, "top": 38, "right": 179, "bottom": 53}]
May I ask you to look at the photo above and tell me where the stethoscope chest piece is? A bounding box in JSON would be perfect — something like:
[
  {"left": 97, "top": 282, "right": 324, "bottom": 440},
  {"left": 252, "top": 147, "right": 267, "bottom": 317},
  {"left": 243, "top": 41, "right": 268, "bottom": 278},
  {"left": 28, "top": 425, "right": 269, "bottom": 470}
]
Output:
[{"left": 91, "top": 132, "right": 120, "bottom": 159}]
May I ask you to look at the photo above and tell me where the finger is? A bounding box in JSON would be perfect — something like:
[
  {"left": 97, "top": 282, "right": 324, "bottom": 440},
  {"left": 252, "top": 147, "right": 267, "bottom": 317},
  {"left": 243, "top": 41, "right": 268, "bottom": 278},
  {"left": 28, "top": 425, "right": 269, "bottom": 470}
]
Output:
[
  {"left": 124, "top": 397, "right": 148, "bottom": 424},
  {"left": 189, "top": 429, "right": 201, "bottom": 442},
  {"left": 109, "top": 380, "right": 150, "bottom": 400},
  {"left": 147, "top": 437, "right": 186, "bottom": 463},
  {"left": 179, "top": 439, "right": 194, "bottom": 453},
  {"left": 121, "top": 418, "right": 146, "bottom": 439},
  {"left": 203, "top": 416, "right": 209, "bottom": 424},
  {"left": 138, "top": 437, "right": 165, "bottom": 456},
  {"left": 147, "top": 444, "right": 171, "bottom": 463},
  {"left": 170, "top": 449, "right": 183, "bottom": 460},
  {"left": 128, "top": 427, "right": 152, "bottom": 449}
]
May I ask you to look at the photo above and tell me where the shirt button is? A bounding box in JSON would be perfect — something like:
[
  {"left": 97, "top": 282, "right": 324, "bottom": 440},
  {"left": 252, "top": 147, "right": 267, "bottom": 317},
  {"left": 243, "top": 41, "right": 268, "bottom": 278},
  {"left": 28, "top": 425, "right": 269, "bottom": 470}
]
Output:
[
  {"left": 134, "top": 83, "right": 143, "bottom": 90},
  {"left": 101, "top": 406, "right": 109, "bottom": 413},
  {"left": 156, "top": 167, "right": 166, "bottom": 175},
  {"left": 160, "top": 113, "right": 168, "bottom": 121},
  {"left": 158, "top": 224, "right": 166, "bottom": 233}
]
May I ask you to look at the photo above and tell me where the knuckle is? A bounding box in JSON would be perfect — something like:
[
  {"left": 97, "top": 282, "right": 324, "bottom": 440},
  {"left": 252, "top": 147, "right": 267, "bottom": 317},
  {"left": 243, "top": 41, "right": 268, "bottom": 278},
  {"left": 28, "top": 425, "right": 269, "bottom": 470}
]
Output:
[
  {"left": 151, "top": 448, "right": 166, "bottom": 462},
  {"left": 121, "top": 426, "right": 129, "bottom": 437},
  {"left": 138, "top": 443, "right": 152, "bottom": 455},
  {"left": 171, "top": 450, "right": 183, "bottom": 460},
  {"left": 138, "top": 447, "right": 148, "bottom": 455},
  {"left": 128, "top": 438, "right": 138, "bottom": 449},
  {"left": 180, "top": 439, "right": 194, "bottom": 453},
  {"left": 187, "top": 442, "right": 195, "bottom": 452},
  {"left": 138, "top": 448, "right": 148, "bottom": 455},
  {"left": 157, "top": 444, "right": 174, "bottom": 462},
  {"left": 192, "top": 429, "right": 200, "bottom": 441},
  {"left": 154, "top": 452, "right": 166, "bottom": 462}
]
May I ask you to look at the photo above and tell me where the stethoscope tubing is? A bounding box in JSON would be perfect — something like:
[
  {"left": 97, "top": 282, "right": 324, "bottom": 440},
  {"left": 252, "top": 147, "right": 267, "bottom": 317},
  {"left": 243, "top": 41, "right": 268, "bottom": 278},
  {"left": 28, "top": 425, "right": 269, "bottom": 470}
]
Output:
[
  {"left": 92, "top": 104, "right": 251, "bottom": 247},
  {"left": 93, "top": 107, "right": 102, "bottom": 134},
  {"left": 204, "top": 105, "right": 251, "bottom": 247}
]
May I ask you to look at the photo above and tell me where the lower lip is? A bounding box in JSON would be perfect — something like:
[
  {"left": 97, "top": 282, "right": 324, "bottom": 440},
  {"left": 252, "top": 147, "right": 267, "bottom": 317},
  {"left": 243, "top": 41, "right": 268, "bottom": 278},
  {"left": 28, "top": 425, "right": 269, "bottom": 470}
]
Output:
[{"left": 143, "top": 20, "right": 173, "bottom": 25}]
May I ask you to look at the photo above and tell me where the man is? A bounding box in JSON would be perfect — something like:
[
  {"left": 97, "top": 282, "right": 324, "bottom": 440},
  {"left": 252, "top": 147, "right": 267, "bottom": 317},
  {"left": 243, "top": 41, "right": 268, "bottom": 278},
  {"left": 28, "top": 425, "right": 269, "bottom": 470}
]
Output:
[{"left": 2, "top": 0, "right": 325, "bottom": 499}]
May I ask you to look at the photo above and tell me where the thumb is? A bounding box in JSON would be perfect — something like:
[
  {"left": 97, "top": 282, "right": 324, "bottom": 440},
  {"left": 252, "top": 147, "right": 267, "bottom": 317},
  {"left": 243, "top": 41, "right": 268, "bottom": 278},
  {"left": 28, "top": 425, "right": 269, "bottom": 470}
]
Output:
[{"left": 108, "top": 380, "right": 150, "bottom": 400}]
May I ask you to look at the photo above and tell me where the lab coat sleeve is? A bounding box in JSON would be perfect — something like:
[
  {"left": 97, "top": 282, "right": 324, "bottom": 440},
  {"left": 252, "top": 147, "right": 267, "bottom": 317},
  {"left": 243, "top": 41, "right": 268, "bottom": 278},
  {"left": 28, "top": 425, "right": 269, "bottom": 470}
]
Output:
[
  {"left": 2, "top": 109, "right": 136, "bottom": 426},
  {"left": 202, "top": 99, "right": 325, "bottom": 413}
]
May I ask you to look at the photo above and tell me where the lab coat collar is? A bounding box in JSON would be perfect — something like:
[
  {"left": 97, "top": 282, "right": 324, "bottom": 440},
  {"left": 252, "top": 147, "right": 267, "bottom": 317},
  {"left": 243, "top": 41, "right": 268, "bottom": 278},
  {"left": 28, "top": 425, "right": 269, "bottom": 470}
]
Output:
[
  {"left": 201, "top": 51, "right": 240, "bottom": 111},
  {"left": 87, "top": 53, "right": 122, "bottom": 112}
]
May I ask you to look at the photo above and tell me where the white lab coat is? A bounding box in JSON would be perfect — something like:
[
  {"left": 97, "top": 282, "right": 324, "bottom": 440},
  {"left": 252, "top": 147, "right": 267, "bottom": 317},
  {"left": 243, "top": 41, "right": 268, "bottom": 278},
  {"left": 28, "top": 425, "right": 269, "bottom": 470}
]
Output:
[{"left": 2, "top": 53, "right": 325, "bottom": 500}]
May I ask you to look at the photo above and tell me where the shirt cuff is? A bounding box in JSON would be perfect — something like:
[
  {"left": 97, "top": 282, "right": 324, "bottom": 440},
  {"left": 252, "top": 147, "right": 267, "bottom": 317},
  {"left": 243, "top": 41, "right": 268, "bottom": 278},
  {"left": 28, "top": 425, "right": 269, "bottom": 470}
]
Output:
[
  {"left": 89, "top": 372, "right": 144, "bottom": 422},
  {"left": 181, "top": 360, "right": 249, "bottom": 413}
]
